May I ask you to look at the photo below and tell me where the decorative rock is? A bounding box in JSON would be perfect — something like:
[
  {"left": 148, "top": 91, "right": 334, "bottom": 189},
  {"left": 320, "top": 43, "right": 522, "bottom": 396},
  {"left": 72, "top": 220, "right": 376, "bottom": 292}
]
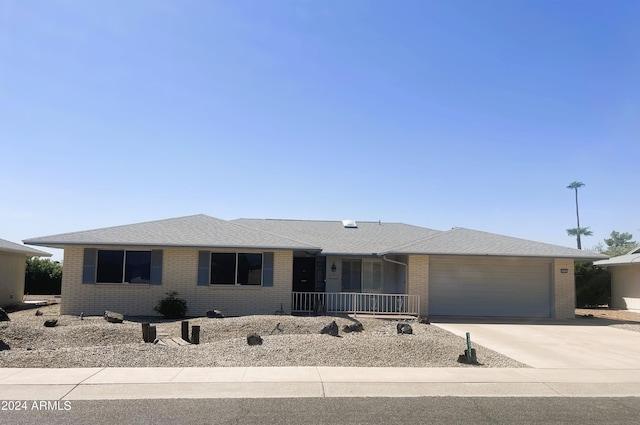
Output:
[
  {"left": 342, "top": 323, "right": 364, "bottom": 333},
  {"left": 321, "top": 321, "right": 339, "bottom": 337},
  {"left": 0, "top": 307, "right": 10, "bottom": 322},
  {"left": 44, "top": 319, "right": 58, "bottom": 327},
  {"left": 457, "top": 348, "right": 478, "bottom": 365},
  {"left": 247, "top": 333, "right": 263, "bottom": 346},
  {"left": 0, "top": 340, "right": 10, "bottom": 351},
  {"left": 104, "top": 310, "right": 124, "bottom": 323},
  {"left": 418, "top": 317, "right": 430, "bottom": 325},
  {"left": 206, "top": 309, "right": 225, "bottom": 318},
  {"left": 35, "top": 310, "right": 43, "bottom": 316},
  {"left": 396, "top": 323, "right": 413, "bottom": 335}
]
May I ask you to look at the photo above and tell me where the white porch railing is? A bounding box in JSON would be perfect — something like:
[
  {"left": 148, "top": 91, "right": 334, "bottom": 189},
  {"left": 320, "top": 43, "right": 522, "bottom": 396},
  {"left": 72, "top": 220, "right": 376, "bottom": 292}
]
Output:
[{"left": 292, "top": 292, "right": 420, "bottom": 317}]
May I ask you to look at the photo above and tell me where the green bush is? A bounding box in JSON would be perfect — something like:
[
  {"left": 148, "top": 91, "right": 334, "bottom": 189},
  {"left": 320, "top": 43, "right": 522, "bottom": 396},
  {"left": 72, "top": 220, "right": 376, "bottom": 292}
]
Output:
[
  {"left": 25, "top": 257, "right": 62, "bottom": 295},
  {"left": 575, "top": 261, "right": 611, "bottom": 308},
  {"left": 154, "top": 291, "right": 188, "bottom": 319}
]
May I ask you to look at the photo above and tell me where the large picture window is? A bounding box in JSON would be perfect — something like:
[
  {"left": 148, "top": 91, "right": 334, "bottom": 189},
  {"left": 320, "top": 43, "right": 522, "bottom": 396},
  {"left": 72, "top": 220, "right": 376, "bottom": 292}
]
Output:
[
  {"left": 211, "top": 253, "right": 263, "bottom": 285},
  {"left": 96, "top": 250, "right": 151, "bottom": 284}
]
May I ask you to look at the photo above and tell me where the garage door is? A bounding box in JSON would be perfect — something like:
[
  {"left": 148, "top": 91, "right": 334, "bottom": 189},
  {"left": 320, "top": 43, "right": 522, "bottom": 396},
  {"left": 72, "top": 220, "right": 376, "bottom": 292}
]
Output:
[{"left": 429, "top": 256, "right": 552, "bottom": 317}]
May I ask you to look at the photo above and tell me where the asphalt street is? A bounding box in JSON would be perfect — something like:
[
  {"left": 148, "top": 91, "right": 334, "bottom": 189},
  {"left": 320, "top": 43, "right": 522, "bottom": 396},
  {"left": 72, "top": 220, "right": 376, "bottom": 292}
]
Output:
[{"left": 3, "top": 397, "right": 640, "bottom": 425}]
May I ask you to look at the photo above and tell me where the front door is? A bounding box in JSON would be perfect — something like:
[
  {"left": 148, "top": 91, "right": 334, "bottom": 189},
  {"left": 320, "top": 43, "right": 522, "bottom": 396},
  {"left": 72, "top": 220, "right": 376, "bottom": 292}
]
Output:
[{"left": 293, "top": 257, "right": 316, "bottom": 292}]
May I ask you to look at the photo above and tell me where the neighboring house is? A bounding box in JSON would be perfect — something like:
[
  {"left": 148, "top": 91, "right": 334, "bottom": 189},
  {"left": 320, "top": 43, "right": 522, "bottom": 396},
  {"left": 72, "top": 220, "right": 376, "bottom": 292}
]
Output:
[
  {"left": 23, "top": 214, "right": 605, "bottom": 318},
  {"left": 594, "top": 246, "right": 640, "bottom": 311},
  {"left": 0, "top": 238, "right": 51, "bottom": 307}
]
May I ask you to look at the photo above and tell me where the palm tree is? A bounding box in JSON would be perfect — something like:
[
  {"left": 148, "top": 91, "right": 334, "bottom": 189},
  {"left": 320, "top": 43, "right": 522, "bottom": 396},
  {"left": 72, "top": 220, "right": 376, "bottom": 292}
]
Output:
[
  {"left": 566, "top": 227, "right": 593, "bottom": 249},
  {"left": 566, "top": 181, "right": 586, "bottom": 249}
]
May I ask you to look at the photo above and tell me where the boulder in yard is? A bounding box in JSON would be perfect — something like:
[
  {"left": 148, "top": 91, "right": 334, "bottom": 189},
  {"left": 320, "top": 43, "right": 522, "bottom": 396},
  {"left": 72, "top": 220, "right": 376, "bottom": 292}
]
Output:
[
  {"left": 342, "top": 323, "right": 364, "bottom": 333},
  {"left": 0, "top": 308, "right": 9, "bottom": 322},
  {"left": 321, "top": 321, "right": 339, "bottom": 337},
  {"left": 457, "top": 349, "right": 478, "bottom": 365},
  {"left": 396, "top": 323, "right": 413, "bottom": 335},
  {"left": 44, "top": 319, "right": 58, "bottom": 328},
  {"left": 35, "top": 309, "right": 43, "bottom": 316},
  {"left": 418, "top": 317, "right": 430, "bottom": 325},
  {"left": 206, "top": 309, "right": 225, "bottom": 318},
  {"left": 0, "top": 340, "right": 10, "bottom": 351},
  {"left": 247, "top": 333, "right": 263, "bottom": 346},
  {"left": 104, "top": 310, "right": 124, "bottom": 323}
]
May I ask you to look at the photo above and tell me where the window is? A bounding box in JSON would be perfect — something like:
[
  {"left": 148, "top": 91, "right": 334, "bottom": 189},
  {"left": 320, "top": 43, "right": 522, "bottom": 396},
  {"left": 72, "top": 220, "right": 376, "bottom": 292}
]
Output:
[
  {"left": 341, "top": 259, "right": 383, "bottom": 293},
  {"left": 341, "top": 259, "right": 362, "bottom": 292},
  {"left": 362, "top": 259, "right": 383, "bottom": 293},
  {"left": 210, "top": 253, "right": 263, "bottom": 285},
  {"left": 96, "top": 250, "right": 151, "bottom": 284}
]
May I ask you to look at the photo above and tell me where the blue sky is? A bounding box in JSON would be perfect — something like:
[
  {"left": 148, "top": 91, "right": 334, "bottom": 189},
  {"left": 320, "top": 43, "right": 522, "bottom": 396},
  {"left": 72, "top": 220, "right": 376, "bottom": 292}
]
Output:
[{"left": 1, "top": 0, "right": 638, "bottom": 261}]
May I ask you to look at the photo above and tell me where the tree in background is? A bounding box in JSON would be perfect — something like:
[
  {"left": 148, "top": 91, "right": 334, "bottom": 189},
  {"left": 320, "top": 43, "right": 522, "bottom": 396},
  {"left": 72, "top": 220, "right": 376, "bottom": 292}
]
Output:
[
  {"left": 25, "top": 257, "right": 62, "bottom": 295},
  {"left": 566, "top": 181, "right": 591, "bottom": 249},
  {"left": 566, "top": 227, "right": 593, "bottom": 249},
  {"left": 577, "top": 230, "right": 638, "bottom": 308},
  {"left": 575, "top": 261, "right": 610, "bottom": 308},
  {"left": 603, "top": 231, "right": 638, "bottom": 257}
]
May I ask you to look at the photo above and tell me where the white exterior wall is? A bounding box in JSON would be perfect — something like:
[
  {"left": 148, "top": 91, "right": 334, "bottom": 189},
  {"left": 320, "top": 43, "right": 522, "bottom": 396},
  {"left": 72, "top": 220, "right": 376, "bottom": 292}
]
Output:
[
  {"left": 60, "top": 246, "right": 293, "bottom": 316},
  {"left": 610, "top": 265, "right": 640, "bottom": 311},
  {"left": 0, "top": 251, "right": 26, "bottom": 307},
  {"left": 407, "top": 255, "right": 429, "bottom": 317},
  {"left": 553, "top": 258, "right": 575, "bottom": 319}
]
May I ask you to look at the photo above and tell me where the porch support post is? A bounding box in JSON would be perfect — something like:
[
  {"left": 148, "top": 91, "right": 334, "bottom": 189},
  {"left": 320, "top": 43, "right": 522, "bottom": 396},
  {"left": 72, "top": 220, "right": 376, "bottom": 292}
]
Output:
[{"left": 407, "top": 255, "right": 429, "bottom": 317}]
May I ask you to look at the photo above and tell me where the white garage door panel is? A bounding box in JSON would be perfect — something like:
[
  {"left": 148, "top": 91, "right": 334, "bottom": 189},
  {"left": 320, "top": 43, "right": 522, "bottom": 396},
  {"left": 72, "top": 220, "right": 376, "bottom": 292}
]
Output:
[{"left": 429, "top": 257, "right": 552, "bottom": 317}]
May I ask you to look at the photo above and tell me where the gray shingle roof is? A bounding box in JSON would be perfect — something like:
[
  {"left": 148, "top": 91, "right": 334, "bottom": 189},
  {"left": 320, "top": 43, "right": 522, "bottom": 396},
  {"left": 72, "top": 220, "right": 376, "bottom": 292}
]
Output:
[
  {"left": 0, "top": 238, "right": 51, "bottom": 256},
  {"left": 23, "top": 215, "right": 319, "bottom": 251},
  {"left": 23, "top": 214, "right": 606, "bottom": 260},
  {"left": 233, "top": 218, "right": 441, "bottom": 256},
  {"left": 594, "top": 246, "right": 640, "bottom": 266},
  {"left": 384, "top": 227, "right": 607, "bottom": 260}
]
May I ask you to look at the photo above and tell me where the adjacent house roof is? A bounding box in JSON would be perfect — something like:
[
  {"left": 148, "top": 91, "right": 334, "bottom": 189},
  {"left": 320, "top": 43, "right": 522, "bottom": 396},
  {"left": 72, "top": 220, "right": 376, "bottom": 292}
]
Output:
[
  {"left": 23, "top": 214, "right": 605, "bottom": 260},
  {"left": 0, "top": 238, "right": 51, "bottom": 257},
  {"left": 23, "top": 215, "right": 320, "bottom": 251},
  {"left": 594, "top": 246, "right": 640, "bottom": 267},
  {"left": 384, "top": 227, "right": 606, "bottom": 260}
]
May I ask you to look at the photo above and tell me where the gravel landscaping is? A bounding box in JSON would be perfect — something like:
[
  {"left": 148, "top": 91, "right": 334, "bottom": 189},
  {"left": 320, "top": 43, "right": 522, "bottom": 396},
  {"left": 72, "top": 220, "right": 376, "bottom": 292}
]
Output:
[{"left": 0, "top": 303, "right": 527, "bottom": 368}]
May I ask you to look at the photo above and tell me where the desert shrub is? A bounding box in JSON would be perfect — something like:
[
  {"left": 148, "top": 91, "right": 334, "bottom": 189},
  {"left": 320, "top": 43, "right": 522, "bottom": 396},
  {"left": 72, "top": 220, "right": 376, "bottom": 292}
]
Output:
[
  {"left": 154, "top": 291, "right": 187, "bottom": 319},
  {"left": 575, "top": 261, "right": 611, "bottom": 308}
]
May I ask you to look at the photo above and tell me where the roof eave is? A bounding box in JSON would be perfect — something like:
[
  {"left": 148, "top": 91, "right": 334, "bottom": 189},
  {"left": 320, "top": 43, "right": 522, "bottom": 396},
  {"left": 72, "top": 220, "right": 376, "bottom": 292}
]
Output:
[
  {"left": 23, "top": 241, "right": 320, "bottom": 251},
  {"left": 385, "top": 250, "right": 607, "bottom": 260},
  {"left": 1, "top": 247, "right": 52, "bottom": 257}
]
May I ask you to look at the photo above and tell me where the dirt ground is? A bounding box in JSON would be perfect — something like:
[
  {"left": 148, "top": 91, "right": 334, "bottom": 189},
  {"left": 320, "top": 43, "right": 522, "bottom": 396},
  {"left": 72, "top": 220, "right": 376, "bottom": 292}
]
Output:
[{"left": 575, "top": 307, "right": 640, "bottom": 323}]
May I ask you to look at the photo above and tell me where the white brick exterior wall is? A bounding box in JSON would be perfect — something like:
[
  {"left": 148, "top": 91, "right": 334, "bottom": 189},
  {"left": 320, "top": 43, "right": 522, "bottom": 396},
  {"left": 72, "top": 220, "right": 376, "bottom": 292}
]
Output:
[
  {"left": 407, "top": 255, "right": 429, "bottom": 317},
  {"left": 60, "top": 245, "right": 577, "bottom": 319},
  {"left": 553, "top": 258, "right": 575, "bottom": 319},
  {"left": 60, "top": 246, "right": 293, "bottom": 316}
]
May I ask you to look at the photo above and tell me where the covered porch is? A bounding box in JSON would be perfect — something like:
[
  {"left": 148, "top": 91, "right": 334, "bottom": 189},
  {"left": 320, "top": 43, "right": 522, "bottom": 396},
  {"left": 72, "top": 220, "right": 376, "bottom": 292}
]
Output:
[{"left": 291, "top": 292, "right": 420, "bottom": 317}]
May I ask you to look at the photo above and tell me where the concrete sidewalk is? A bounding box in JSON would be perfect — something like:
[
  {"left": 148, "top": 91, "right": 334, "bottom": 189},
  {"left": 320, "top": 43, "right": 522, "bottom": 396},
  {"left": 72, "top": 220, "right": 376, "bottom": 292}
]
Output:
[{"left": 3, "top": 367, "right": 640, "bottom": 400}]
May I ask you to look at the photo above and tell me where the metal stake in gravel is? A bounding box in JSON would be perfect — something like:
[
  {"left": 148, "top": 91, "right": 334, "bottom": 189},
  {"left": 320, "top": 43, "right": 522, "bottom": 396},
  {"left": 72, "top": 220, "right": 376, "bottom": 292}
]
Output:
[{"left": 464, "top": 332, "right": 477, "bottom": 364}]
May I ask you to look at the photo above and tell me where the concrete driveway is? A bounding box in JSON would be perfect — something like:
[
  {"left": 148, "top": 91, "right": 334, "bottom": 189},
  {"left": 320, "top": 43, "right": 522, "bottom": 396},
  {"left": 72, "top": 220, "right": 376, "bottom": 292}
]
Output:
[{"left": 433, "top": 318, "right": 640, "bottom": 369}]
